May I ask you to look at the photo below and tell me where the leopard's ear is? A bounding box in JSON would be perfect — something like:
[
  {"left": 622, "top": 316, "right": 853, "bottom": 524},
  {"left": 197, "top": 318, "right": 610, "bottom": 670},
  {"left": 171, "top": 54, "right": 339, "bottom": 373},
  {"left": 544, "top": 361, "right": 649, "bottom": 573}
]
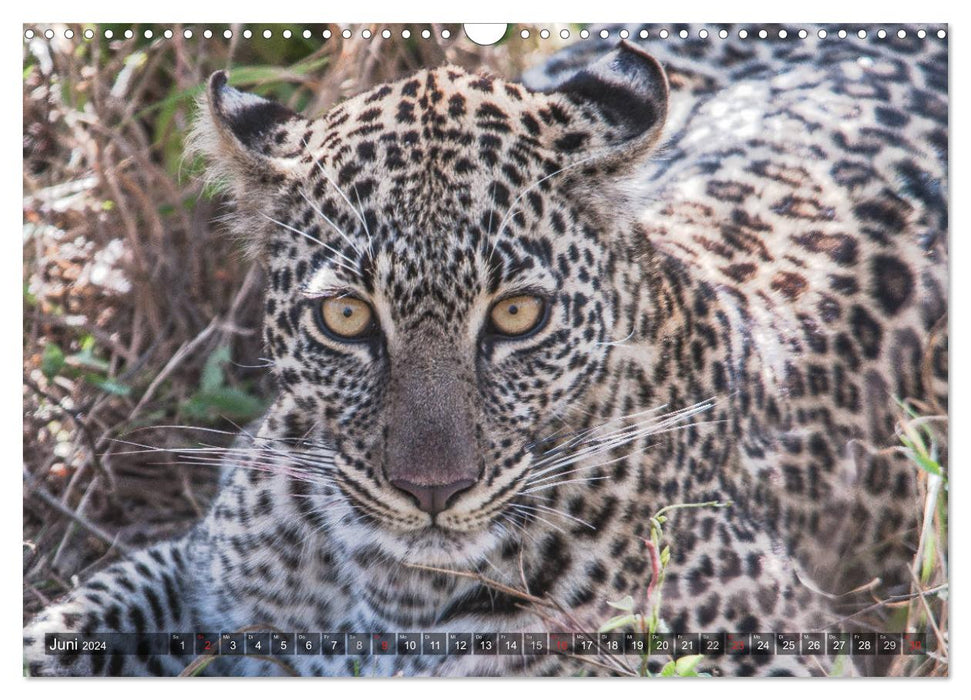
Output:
[
  {"left": 548, "top": 41, "right": 669, "bottom": 167},
  {"left": 190, "top": 71, "right": 311, "bottom": 255}
]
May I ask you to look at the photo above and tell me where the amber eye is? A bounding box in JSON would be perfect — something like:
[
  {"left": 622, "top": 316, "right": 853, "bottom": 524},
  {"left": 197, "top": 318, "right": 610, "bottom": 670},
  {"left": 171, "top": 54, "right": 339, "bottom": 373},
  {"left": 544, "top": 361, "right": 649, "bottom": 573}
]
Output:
[
  {"left": 318, "top": 296, "right": 376, "bottom": 340},
  {"left": 488, "top": 295, "right": 546, "bottom": 338}
]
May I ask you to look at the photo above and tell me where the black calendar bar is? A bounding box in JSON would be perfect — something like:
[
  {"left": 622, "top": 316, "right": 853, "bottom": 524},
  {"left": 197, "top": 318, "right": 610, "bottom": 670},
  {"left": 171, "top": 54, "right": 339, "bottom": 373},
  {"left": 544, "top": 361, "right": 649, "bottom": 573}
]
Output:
[{"left": 42, "top": 632, "right": 931, "bottom": 657}]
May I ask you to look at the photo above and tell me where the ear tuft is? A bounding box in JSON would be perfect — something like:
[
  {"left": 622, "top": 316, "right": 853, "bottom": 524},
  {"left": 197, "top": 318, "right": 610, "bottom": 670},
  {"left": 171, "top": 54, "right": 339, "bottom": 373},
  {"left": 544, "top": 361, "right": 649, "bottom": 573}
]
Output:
[
  {"left": 189, "top": 72, "right": 309, "bottom": 259},
  {"left": 555, "top": 41, "right": 669, "bottom": 157},
  {"left": 206, "top": 70, "right": 300, "bottom": 149}
]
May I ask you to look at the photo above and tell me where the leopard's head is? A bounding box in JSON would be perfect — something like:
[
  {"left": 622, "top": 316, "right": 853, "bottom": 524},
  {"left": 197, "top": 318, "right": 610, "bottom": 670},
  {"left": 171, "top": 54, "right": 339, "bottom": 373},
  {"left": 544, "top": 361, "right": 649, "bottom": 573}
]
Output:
[{"left": 193, "top": 42, "right": 669, "bottom": 565}]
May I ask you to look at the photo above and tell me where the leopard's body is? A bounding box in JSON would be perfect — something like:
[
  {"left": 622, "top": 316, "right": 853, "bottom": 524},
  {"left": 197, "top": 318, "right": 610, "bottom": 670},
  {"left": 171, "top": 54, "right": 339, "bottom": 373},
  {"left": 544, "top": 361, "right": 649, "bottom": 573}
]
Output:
[{"left": 25, "top": 25, "right": 948, "bottom": 677}]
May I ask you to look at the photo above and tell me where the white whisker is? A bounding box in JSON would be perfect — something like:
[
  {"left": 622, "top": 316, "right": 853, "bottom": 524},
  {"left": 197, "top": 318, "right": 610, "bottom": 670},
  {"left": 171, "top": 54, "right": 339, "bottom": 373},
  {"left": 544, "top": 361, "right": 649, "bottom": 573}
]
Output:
[
  {"left": 352, "top": 185, "right": 374, "bottom": 255},
  {"left": 507, "top": 504, "right": 567, "bottom": 534},
  {"left": 299, "top": 190, "right": 363, "bottom": 255},
  {"left": 595, "top": 328, "right": 637, "bottom": 347},
  {"left": 259, "top": 212, "right": 359, "bottom": 273},
  {"left": 302, "top": 137, "right": 370, "bottom": 233},
  {"left": 512, "top": 502, "right": 596, "bottom": 530},
  {"left": 520, "top": 476, "right": 610, "bottom": 495}
]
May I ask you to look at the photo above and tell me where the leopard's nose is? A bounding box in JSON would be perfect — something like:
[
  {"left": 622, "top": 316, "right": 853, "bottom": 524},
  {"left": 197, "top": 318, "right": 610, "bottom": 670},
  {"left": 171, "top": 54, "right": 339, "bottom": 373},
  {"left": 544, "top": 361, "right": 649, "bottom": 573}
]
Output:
[{"left": 391, "top": 478, "right": 475, "bottom": 516}]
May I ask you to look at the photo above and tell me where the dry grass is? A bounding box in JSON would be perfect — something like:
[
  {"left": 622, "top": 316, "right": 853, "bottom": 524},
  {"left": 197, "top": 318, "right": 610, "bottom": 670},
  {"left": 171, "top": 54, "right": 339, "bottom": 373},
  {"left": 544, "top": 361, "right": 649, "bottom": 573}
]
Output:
[{"left": 22, "top": 22, "right": 559, "bottom": 622}]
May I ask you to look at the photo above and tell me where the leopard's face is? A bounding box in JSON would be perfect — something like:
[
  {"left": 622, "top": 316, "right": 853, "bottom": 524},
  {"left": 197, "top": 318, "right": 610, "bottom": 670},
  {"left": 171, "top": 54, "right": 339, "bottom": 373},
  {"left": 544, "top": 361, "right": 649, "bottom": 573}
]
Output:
[{"left": 193, "top": 44, "right": 668, "bottom": 565}]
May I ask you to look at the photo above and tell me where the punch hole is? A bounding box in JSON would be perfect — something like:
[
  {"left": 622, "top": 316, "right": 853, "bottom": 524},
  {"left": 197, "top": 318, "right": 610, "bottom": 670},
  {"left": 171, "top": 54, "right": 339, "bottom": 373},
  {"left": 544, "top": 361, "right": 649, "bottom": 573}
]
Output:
[
  {"left": 203, "top": 29, "right": 212, "bottom": 39},
  {"left": 520, "top": 29, "right": 530, "bottom": 39},
  {"left": 818, "top": 29, "right": 828, "bottom": 38},
  {"left": 304, "top": 29, "right": 312, "bottom": 39},
  {"left": 144, "top": 29, "right": 153, "bottom": 39},
  {"left": 938, "top": 29, "right": 946, "bottom": 38},
  {"left": 917, "top": 29, "right": 926, "bottom": 38},
  {"left": 243, "top": 29, "right": 253, "bottom": 39},
  {"left": 540, "top": 29, "right": 550, "bottom": 39},
  {"left": 24, "top": 28, "right": 34, "bottom": 39},
  {"left": 65, "top": 29, "right": 75, "bottom": 39},
  {"left": 283, "top": 29, "right": 292, "bottom": 39},
  {"left": 639, "top": 29, "right": 648, "bottom": 39},
  {"left": 699, "top": 29, "right": 709, "bottom": 39},
  {"left": 759, "top": 29, "right": 767, "bottom": 38},
  {"left": 361, "top": 29, "right": 371, "bottom": 39},
  {"left": 401, "top": 29, "right": 410, "bottom": 39},
  {"left": 163, "top": 29, "right": 172, "bottom": 38},
  {"left": 381, "top": 29, "right": 391, "bottom": 39},
  {"left": 84, "top": 29, "right": 94, "bottom": 39},
  {"left": 798, "top": 29, "right": 808, "bottom": 38},
  {"left": 858, "top": 29, "right": 867, "bottom": 39},
  {"left": 738, "top": 29, "right": 748, "bottom": 39},
  {"left": 898, "top": 29, "right": 907, "bottom": 38},
  {"left": 619, "top": 29, "right": 628, "bottom": 39},
  {"left": 342, "top": 29, "right": 351, "bottom": 39},
  {"left": 421, "top": 29, "right": 431, "bottom": 39},
  {"left": 600, "top": 29, "right": 610, "bottom": 39},
  {"left": 124, "top": 29, "right": 133, "bottom": 39},
  {"left": 459, "top": 23, "right": 507, "bottom": 45},
  {"left": 679, "top": 29, "right": 688, "bottom": 38},
  {"left": 658, "top": 29, "right": 668, "bottom": 39},
  {"left": 224, "top": 29, "right": 232, "bottom": 39},
  {"left": 323, "top": 29, "right": 332, "bottom": 39},
  {"left": 441, "top": 29, "right": 451, "bottom": 39},
  {"left": 838, "top": 29, "right": 847, "bottom": 38},
  {"left": 877, "top": 29, "right": 887, "bottom": 39},
  {"left": 580, "top": 29, "right": 589, "bottom": 39},
  {"left": 779, "top": 29, "right": 788, "bottom": 38},
  {"left": 44, "top": 29, "right": 54, "bottom": 39},
  {"left": 719, "top": 29, "right": 728, "bottom": 38},
  {"left": 561, "top": 29, "right": 571, "bottom": 39}
]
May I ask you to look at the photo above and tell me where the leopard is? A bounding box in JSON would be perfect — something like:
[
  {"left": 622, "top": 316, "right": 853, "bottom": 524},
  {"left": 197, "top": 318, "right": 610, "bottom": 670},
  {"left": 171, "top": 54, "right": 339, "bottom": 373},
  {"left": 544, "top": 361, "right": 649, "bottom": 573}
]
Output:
[{"left": 24, "top": 23, "right": 948, "bottom": 677}]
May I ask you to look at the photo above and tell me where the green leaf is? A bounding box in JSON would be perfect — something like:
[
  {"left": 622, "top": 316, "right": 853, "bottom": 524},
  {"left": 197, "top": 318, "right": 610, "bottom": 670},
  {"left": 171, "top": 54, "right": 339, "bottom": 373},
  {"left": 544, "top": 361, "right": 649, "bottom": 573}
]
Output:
[
  {"left": 598, "top": 614, "right": 639, "bottom": 633},
  {"left": 68, "top": 336, "right": 110, "bottom": 372},
  {"left": 659, "top": 660, "right": 677, "bottom": 677},
  {"left": 901, "top": 436, "right": 942, "bottom": 476},
  {"left": 86, "top": 375, "right": 131, "bottom": 396},
  {"left": 41, "top": 343, "right": 65, "bottom": 379},
  {"left": 675, "top": 654, "right": 704, "bottom": 676},
  {"left": 200, "top": 345, "right": 232, "bottom": 393},
  {"left": 182, "top": 387, "right": 265, "bottom": 422},
  {"left": 921, "top": 527, "right": 936, "bottom": 584},
  {"left": 23, "top": 282, "right": 37, "bottom": 307},
  {"left": 182, "top": 345, "right": 266, "bottom": 423},
  {"left": 605, "top": 595, "right": 634, "bottom": 612}
]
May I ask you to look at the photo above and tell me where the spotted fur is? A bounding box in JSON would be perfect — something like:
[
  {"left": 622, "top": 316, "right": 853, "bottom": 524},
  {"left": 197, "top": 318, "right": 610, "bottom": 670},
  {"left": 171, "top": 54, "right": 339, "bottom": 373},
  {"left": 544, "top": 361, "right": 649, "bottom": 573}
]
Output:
[{"left": 25, "top": 24, "right": 947, "bottom": 677}]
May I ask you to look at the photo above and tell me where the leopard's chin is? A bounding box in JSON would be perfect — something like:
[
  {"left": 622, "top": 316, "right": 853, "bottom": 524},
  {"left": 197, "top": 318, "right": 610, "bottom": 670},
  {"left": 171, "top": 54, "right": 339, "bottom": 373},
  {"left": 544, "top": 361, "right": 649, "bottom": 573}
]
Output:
[{"left": 370, "top": 522, "right": 506, "bottom": 568}]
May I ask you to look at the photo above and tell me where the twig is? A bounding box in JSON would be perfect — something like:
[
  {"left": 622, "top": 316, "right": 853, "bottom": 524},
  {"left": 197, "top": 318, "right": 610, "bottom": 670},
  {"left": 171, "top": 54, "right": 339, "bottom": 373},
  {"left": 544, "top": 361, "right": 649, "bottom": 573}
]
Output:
[
  {"left": 812, "top": 584, "right": 948, "bottom": 631},
  {"left": 128, "top": 316, "right": 219, "bottom": 422},
  {"left": 24, "top": 472, "right": 131, "bottom": 557},
  {"left": 561, "top": 652, "right": 636, "bottom": 677},
  {"left": 909, "top": 570, "right": 947, "bottom": 657}
]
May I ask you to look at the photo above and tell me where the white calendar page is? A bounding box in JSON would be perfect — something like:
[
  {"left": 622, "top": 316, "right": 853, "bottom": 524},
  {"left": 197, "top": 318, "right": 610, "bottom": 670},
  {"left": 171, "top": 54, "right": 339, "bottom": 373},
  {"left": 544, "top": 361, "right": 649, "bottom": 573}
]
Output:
[{"left": 17, "top": 2, "right": 952, "bottom": 687}]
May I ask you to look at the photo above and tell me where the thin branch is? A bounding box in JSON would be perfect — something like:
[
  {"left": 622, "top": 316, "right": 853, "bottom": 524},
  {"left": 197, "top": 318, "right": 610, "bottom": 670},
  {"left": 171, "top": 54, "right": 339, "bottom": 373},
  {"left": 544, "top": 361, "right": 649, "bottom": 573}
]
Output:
[{"left": 24, "top": 472, "right": 131, "bottom": 557}]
